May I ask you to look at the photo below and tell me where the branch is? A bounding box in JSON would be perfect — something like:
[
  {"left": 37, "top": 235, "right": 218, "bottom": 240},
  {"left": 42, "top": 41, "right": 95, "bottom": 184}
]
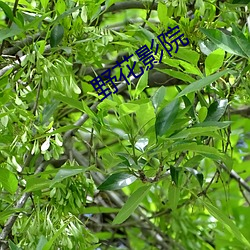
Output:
[
  {"left": 219, "top": 163, "right": 250, "bottom": 193},
  {"left": 0, "top": 161, "right": 49, "bottom": 241},
  {"left": 2, "top": 32, "right": 46, "bottom": 56},
  {"left": 102, "top": 2, "right": 158, "bottom": 14}
]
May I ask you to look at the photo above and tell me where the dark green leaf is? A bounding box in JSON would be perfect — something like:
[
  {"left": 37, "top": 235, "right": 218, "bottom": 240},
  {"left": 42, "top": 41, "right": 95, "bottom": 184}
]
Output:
[
  {"left": 0, "top": 1, "right": 14, "bottom": 21},
  {"left": 200, "top": 28, "right": 247, "bottom": 58},
  {"left": 0, "top": 168, "right": 18, "bottom": 194},
  {"left": 170, "top": 166, "right": 181, "bottom": 186},
  {"left": 112, "top": 185, "right": 151, "bottom": 224},
  {"left": 98, "top": 172, "right": 137, "bottom": 191},
  {"left": 155, "top": 99, "right": 179, "bottom": 137},
  {"left": 205, "top": 99, "right": 228, "bottom": 122},
  {"left": 50, "top": 24, "right": 64, "bottom": 47},
  {"left": 232, "top": 0, "right": 250, "bottom": 4},
  {"left": 185, "top": 167, "right": 204, "bottom": 187}
]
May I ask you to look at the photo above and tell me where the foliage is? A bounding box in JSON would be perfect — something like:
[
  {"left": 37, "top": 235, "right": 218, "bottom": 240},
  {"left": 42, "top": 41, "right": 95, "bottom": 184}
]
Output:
[{"left": 0, "top": 0, "right": 250, "bottom": 249}]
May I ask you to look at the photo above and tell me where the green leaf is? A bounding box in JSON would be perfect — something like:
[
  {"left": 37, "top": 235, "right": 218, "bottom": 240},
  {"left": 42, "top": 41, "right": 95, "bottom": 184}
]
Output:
[
  {"left": 0, "top": 25, "right": 23, "bottom": 42},
  {"left": 134, "top": 70, "right": 148, "bottom": 98},
  {"left": 232, "top": 0, "right": 249, "bottom": 4},
  {"left": 9, "top": 241, "right": 22, "bottom": 250},
  {"left": 203, "top": 201, "right": 250, "bottom": 248},
  {"left": 205, "top": 49, "right": 225, "bottom": 75},
  {"left": 151, "top": 86, "right": 166, "bottom": 111},
  {"left": 194, "top": 121, "right": 231, "bottom": 129},
  {"left": 112, "top": 185, "right": 151, "bottom": 224},
  {"left": 157, "top": 2, "right": 168, "bottom": 24},
  {"left": 156, "top": 68, "right": 195, "bottom": 83},
  {"left": 42, "top": 223, "right": 69, "bottom": 250},
  {"left": 170, "top": 166, "right": 180, "bottom": 186},
  {"left": 175, "top": 47, "right": 200, "bottom": 65},
  {"left": 170, "top": 126, "right": 220, "bottom": 139},
  {"left": 24, "top": 177, "right": 51, "bottom": 192},
  {"left": 0, "top": 168, "right": 18, "bottom": 194},
  {"left": 205, "top": 99, "right": 228, "bottom": 122},
  {"left": 98, "top": 172, "right": 137, "bottom": 191},
  {"left": 198, "top": 106, "right": 208, "bottom": 122},
  {"left": 53, "top": 92, "right": 84, "bottom": 112},
  {"left": 168, "top": 182, "right": 180, "bottom": 210},
  {"left": 200, "top": 28, "right": 247, "bottom": 58},
  {"left": 80, "top": 206, "right": 120, "bottom": 214},
  {"left": 51, "top": 166, "right": 86, "bottom": 186},
  {"left": 155, "top": 99, "right": 179, "bottom": 137},
  {"left": 185, "top": 167, "right": 204, "bottom": 187},
  {"left": 50, "top": 24, "right": 64, "bottom": 47},
  {"left": 176, "top": 70, "right": 231, "bottom": 98},
  {"left": 0, "top": 1, "right": 14, "bottom": 21},
  {"left": 36, "top": 236, "right": 48, "bottom": 250}
]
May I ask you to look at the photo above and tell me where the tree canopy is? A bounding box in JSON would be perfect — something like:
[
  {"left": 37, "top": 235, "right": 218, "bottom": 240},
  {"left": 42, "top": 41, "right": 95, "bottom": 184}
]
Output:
[{"left": 0, "top": 0, "right": 250, "bottom": 249}]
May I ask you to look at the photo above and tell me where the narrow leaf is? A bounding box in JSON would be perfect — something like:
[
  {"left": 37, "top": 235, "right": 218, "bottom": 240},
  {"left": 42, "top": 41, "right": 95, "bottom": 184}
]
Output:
[
  {"left": 51, "top": 166, "right": 86, "bottom": 186},
  {"left": 112, "top": 185, "right": 151, "bottom": 224},
  {"left": 203, "top": 201, "right": 250, "bottom": 248},
  {"left": 176, "top": 70, "right": 231, "bottom": 98},
  {"left": 98, "top": 172, "right": 137, "bottom": 191},
  {"left": 200, "top": 28, "right": 247, "bottom": 58},
  {"left": 151, "top": 86, "right": 166, "bottom": 111},
  {"left": 155, "top": 99, "right": 179, "bottom": 137},
  {"left": 168, "top": 182, "right": 180, "bottom": 210}
]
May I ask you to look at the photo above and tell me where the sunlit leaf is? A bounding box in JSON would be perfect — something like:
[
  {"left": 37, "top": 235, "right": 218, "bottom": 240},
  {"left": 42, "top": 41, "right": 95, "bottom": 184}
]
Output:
[
  {"left": 98, "top": 172, "right": 137, "bottom": 191},
  {"left": 0, "top": 168, "right": 18, "bottom": 194}
]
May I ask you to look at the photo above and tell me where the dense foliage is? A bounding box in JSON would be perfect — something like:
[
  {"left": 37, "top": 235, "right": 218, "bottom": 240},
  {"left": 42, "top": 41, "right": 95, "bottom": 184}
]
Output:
[{"left": 1, "top": 0, "right": 250, "bottom": 249}]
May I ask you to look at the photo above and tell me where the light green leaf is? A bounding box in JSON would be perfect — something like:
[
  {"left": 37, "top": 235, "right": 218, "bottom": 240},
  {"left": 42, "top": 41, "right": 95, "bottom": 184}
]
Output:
[
  {"left": 156, "top": 68, "right": 195, "bottom": 83},
  {"left": 157, "top": 2, "right": 168, "bottom": 24},
  {"left": 53, "top": 92, "right": 84, "bottom": 112},
  {"left": 42, "top": 223, "right": 69, "bottom": 250},
  {"left": 170, "top": 126, "right": 220, "bottom": 139},
  {"left": 168, "top": 182, "right": 180, "bottom": 210},
  {"left": 151, "top": 86, "right": 166, "bottom": 111},
  {"left": 51, "top": 166, "right": 86, "bottom": 186},
  {"left": 119, "top": 103, "right": 140, "bottom": 115},
  {"left": 205, "top": 49, "right": 225, "bottom": 75},
  {"left": 0, "top": 168, "right": 18, "bottom": 194},
  {"left": 176, "top": 70, "right": 231, "bottom": 98},
  {"left": 175, "top": 47, "right": 200, "bottom": 65},
  {"left": 112, "top": 185, "right": 151, "bottom": 224},
  {"left": 36, "top": 236, "right": 48, "bottom": 250},
  {"left": 203, "top": 201, "right": 250, "bottom": 248},
  {"left": 134, "top": 70, "right": 148, "bottom": 98},
  {"left": 80, "top": 206, "right": 120, "bottom": 214},
  {"left": 24, "top": 177, "right": 51, "bottom": 192}
]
